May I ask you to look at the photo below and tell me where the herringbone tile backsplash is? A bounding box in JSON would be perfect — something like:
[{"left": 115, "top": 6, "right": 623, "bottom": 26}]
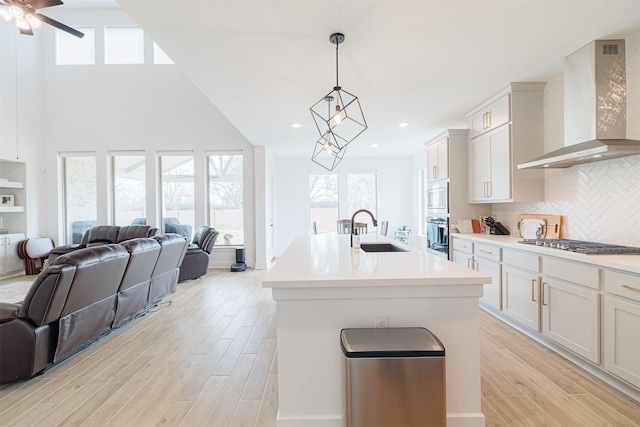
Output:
[{"left": 493, "top": 31, "right": 640, "bottom": 247}]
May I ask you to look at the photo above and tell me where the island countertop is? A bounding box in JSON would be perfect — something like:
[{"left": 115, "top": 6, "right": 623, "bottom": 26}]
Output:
[{"left": 263, "top": 233, "right": 490, "bottom": 289}]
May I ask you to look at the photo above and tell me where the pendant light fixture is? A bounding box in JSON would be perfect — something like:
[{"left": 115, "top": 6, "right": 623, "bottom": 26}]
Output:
[{"left": 310, "top": 32, "right": 367, "bottom": 170}]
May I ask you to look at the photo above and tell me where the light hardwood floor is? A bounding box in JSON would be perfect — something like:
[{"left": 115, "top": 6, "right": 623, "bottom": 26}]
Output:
[{"left": 1, "top": 268, "right": 639, "bottom": 426}]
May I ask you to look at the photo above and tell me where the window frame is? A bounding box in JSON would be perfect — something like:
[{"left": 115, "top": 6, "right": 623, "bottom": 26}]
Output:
[{"left": 206, "top": 151, "right": 245, "bottom": 246}]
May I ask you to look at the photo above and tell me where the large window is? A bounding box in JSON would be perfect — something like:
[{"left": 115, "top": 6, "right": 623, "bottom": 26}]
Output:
[
  {"left": 105, "top": 26, "right": 144, "bottom": 64},
  {"left": 309, "top": 171, "right": 378, "bottom": 233},
  {"left": 56, "top": 28, "right": 95, "bottom": 65},
  {"left": 160, "top": 154, "right": 194, "bottom": 239},
  {"left": 347, "top": 173, "right": 377, "bottom": 230},
  {"left": 112, "top": 153, "right": 146, "bottom": 226},
  {"left": 62, "top": 155, "right": 97, "bottom": 244},
  {"left": 309, "top": 174, "right": 339, "bottom": 233},
  {"left": 207, "top": 153, "right": 244, "bottom": 245}
]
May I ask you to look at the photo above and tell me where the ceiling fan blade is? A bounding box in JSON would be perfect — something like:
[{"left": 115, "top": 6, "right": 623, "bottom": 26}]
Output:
[
  {"left": 34, "top": 12, "right": 84, "bottom": 38},
  {"left": 19, "top": 24, "right": 33, "bottom": 35},
  {"left": 30, "top": 0, "right": 64, "bottom": 10}
]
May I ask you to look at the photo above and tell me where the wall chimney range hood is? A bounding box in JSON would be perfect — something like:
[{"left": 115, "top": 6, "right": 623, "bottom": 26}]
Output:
[{"left": 518, "top": 39, "right": 640, "bottom": 169}]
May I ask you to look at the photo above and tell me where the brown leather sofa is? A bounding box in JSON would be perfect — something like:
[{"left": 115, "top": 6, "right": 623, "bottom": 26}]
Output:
[
  {"left": 178, "top": 226, "right": 219, "bottom": 282},
  {"left": 0, "top": 234, "right": 187, "bottom": 384},
  {"left": 48, "top": 225, "right": 157, "bottom": 264}
]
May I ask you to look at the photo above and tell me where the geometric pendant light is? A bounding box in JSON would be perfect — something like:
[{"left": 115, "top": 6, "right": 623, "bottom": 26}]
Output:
[{"left": 310, "top": 33, "right": 367, "bottom": 170}]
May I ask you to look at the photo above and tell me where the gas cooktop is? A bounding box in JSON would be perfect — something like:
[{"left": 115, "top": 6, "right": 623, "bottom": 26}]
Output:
[{"left": 518, "top": 239, "right": 640, "bottom": 255}]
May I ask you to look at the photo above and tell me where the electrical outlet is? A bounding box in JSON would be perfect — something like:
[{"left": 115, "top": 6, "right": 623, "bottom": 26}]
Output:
[{"left": 375, "top": 316, "right": 388, "bottom": 328}]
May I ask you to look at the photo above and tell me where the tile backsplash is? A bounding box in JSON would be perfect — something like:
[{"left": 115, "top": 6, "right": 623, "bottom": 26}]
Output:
[{"left": 492, "top": 31, "right": 640, "bottom": 247}]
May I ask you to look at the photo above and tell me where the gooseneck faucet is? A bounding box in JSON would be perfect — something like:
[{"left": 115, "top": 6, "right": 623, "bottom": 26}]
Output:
[{"left": 351, "top": 209, "right": 378, "bottom": 247}]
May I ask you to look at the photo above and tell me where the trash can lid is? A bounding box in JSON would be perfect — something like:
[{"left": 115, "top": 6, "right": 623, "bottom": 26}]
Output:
[{"left": 340, "top": 327, "right": 445, "bottom": 358}]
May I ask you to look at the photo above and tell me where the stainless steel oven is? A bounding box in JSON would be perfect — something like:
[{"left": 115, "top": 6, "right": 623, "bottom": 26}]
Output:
[
  {"left": 426, "top": 181, "right": 448, "bottom": 215},
  {"left": 426, "top": 216, "right": 449, "bottom": 259}
]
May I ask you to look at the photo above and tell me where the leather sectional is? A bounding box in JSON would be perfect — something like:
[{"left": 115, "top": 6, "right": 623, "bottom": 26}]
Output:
[{"left": 0, "top": 233, "right": 188, "bottom": 384}]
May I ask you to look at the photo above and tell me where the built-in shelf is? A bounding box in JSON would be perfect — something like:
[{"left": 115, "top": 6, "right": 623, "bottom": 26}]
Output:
[
  {"left": 0, "top": 180, "right": 23, "bottom": 189},
  {"left": 0, "top": 206, "right": 24, "bottom": 213}
]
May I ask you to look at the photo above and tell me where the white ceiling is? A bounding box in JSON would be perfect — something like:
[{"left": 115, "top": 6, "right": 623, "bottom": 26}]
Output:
[{"left": 71, "top": 1, "right": 640, "bottom": 158}]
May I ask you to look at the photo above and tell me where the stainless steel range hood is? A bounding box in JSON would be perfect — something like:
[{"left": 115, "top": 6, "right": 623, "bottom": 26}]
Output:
[{"left": 518, "top": 39, "right": 640, "bottom": 169}]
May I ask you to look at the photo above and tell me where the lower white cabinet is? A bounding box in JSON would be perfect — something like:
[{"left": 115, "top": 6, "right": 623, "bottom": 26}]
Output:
[
  {"left": 604, "top": 269, "right": 640, "bottom": 388},
  {"left": 542, "top": 277, "right": 600, "bottom": 363},
  {"left": 475, "top": 243, "right": 501, "bottom": 310},
  {"left": 502, "top": 264, "right": 540, "bottom": 331},
  {"left": 0, "top": 233, "right": 25, "bottom": 275}
]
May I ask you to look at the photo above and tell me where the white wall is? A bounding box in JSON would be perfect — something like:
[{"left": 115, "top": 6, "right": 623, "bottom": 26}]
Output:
[
  {"left": 1, "top": 10, "right": 265, "bottom": 268},
  {"left": 272, "top": 155, "right": 413, "bottom": 257}
]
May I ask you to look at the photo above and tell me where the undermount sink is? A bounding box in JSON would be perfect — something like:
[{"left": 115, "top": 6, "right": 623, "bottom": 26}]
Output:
[{"left": 360, "top": 243, "right": 407, "bottom": 253}]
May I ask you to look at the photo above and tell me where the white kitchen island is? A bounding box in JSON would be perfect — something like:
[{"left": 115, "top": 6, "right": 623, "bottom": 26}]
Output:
[{"left": 263, "top": 233, "right": 491, "bottom": 427}]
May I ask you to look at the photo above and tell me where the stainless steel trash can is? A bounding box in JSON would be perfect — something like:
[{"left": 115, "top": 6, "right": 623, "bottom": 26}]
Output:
[{"left": 341, "top": 327, "right": 446, "bottom": 427}]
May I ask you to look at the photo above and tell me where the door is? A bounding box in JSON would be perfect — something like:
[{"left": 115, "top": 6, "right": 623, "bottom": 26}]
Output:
[
  {"left": 477, "top": 257, "right": 501, "bottom": 310},
  {"left": 604, "top": 295, "right": 640, "bottom": 388},
  {"left": 0, "top": 234, "right": 25, "bottom": 274},
  {"left": 488, "top": 125, "right": 511, "bottom": 201},
  {"left": 469, "top": 136, "right": 489, "bottom": 202}
]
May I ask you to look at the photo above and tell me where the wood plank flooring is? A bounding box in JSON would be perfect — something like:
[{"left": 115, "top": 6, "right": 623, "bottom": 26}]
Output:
[{"left": 1, "top": 268, "right": 639, "bottom": 426}]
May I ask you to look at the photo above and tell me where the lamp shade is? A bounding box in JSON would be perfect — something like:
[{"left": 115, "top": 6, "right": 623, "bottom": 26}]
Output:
[
  {"left": 311, "top": 131, "right": 347, "bottom": 171},
  {"left": 310, "top": 87, "right": 367, "bottom": 151}
]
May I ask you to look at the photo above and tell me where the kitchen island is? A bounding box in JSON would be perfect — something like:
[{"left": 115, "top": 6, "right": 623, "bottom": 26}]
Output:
[{"left": 263, "top": 233, "right": 491, "bottom": 427}]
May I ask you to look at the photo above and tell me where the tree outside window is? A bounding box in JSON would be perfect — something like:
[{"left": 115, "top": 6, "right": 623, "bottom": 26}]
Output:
[
  {"left": 208, "top": 154, "right": 244, "bottom": 245},
  {"left": 310, "top": 174, "right": 339, "bottom": 233}
]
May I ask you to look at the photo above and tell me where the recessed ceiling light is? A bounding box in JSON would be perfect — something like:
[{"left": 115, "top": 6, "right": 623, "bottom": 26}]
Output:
[
  {"left": 371, "top": 144, "right": 378, "bottom": 148},
  {"left": 291, "top": 123, "right": 302, "bottom": 128},
  {"left": 398, "top": 122, "right": 409, "bottom": 127}
]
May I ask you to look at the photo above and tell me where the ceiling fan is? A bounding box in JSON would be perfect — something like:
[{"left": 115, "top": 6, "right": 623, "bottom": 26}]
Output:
[{"left": 0, "top": 0, "right": 84, "bottom": 38}]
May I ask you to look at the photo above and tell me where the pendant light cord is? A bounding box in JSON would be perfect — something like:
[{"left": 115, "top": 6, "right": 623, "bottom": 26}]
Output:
[{"left": 335, "top": 41, "right": 339, "bottom": 88}]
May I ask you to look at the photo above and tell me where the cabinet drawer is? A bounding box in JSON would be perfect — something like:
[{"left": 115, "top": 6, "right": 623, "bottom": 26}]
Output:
[
  {"left": 452, "top": 238, "right": 473, "bottom": 254},
  {"left": 503, "top": 249, "right": 539, "bottom": 272},
  {"left": 474, "top": 243, "right": 501, "bottom": 262},
  {"left": 604, "top": 270, "right": 640, "bottom": 302},
  {"left": 543, "top": 257, "right": 599, "bottom": 290}
]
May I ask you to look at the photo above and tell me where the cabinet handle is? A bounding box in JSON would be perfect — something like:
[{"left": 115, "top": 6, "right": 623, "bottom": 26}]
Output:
[
  {"left": 622, "top": 284, "right": 640, "bottom": 292},
  {"left": 483, "top": 182, "right": 488, "bottom": 198},
  {"left": 486, "top": 181, "right": 492, "bottom": 198},
  {"left": 531, "top": 279, "right": 537, "bottom": 302},
  {"left": 436, "top": 165, "right": 439, "bottom": 178},
  {"left": 542, "top": 282, "right": 547, "bottom": 306},
  {"left": 487, "top": 111, "right": 491, "bottom": 128},
  {"left": 467, "top": 258, "right": 472, "bottom": 269},
  {"left": 482, "top": 113, "right": 486, "bottom": 129},
  {"left": 477, "top": 249, "right": 493, "bottom": 255}
]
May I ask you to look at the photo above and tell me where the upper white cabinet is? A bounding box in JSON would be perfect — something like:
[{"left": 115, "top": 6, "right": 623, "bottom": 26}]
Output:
[
  {"left": 466, "top": 82, "right": 546, "bottom": 203},
  {"left": 468, "top": 93, "right": 510, "bottom": 139},
  {"left": 426, "top": 136, "right": 448, "bottom": 181}
]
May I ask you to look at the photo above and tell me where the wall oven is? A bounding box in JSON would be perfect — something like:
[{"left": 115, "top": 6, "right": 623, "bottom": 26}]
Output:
[
  {"left": 426, "top": 216, "right": 449, "bottom": 259},
  {"left": 426, "top": 181, "right": 448, "bottom": 214}
]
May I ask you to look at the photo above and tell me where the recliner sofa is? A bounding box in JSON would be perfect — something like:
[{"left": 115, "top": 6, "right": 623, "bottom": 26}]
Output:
[
  {"left": 178, "top": 226, "right": 219, "bottom": 282},
  {"left": 48, "top": 225, "right": 157, "bottom": 264},
  {"left": 0, "top": 234, "right": 188, "bottom": 384}
]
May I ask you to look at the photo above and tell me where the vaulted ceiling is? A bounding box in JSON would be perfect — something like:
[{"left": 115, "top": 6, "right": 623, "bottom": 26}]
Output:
[{"left": 78, "top": 1, "right": 640, "bottom": 157}]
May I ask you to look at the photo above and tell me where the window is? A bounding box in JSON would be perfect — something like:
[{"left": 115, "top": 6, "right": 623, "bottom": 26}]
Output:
[
  {"left": 105, "top": 26, "right": 144, "bottom": 64},
  {"left": 112, "top": 154, "right": 146, "bottom": 226},
  {"left": 154, "top": 43, "right": 174, "bottom": 64},
  {"left": 309, "top": 174, "right": 339, "bottom": 233},
  {"left": 309, "top": 172, "right": 378, "bottom": 233},
  {"left": 61, "top": 155, "right": 97, "bottom": 244},
  {"left": 160, "top": 154, "right": 194, "bottom": 238},
  {"left": 207, "top": 153, "right": 244, "bottom": 245},
  {"left": 347, "top": 173, "right": 377, "bottom": 230},
  {"left": 56, "top": 28, "right": 95, "bottom": 65}
]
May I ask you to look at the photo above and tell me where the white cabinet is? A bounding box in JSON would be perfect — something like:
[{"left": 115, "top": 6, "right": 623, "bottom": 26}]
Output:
[
  {"left": 468, "top": 93, "right": 510, "bottom": 139},
  {"left": 0, "top": 233, "right": 25, "bottom": 275},
  {"left": 426, "top": 136, "right": 448, "bottom": 181},
  {"left": 452, "top": 237, "right": 501, "bottom": 310},
  {"left": 502, "top": 249, "right": 540, "bottom": 331},
  {"left": 469, "top": 125, "right": 511, "bottom": 202},
  {"left": 604, "top": 270, "right": 640, "bottom": 388},
  {"left": 466, "top": 82, "right": 545, "bottom": 203}
]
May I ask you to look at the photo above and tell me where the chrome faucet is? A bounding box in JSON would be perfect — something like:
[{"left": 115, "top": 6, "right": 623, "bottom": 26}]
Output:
[{"left": 351, "top": 209, "right": 378, "bottom": 247}]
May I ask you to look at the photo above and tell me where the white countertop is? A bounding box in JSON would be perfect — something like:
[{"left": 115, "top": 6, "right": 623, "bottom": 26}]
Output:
[
  {"left": 452, "top": 233, "right": 640, "bottom": 274},
  {"left": 263, "top": 233, "right": 490, "bottom": 288}
]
